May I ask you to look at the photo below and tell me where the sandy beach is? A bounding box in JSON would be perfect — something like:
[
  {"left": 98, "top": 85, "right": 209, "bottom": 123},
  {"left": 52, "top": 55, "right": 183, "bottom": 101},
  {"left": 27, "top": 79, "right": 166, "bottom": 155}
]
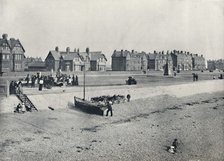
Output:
[{"left": 0, "top": 79, "right": 224, "bottom": 161}]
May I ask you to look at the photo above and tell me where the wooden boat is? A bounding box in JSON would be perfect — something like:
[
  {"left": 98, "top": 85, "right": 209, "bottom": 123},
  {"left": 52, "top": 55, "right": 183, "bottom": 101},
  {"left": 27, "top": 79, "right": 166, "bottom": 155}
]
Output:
[
  {"left": 73, "top": 63, "right": 107, "bottom": 116},
  {"left": 74, "top": 97, "right": 107, "bottom": 116}
]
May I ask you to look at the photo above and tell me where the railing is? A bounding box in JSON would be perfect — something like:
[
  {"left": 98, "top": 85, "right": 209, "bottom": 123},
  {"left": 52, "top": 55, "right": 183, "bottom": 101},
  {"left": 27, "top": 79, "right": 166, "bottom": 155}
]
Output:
[{"left": 16, "top": 89, "right": 38, "bottom": 111}]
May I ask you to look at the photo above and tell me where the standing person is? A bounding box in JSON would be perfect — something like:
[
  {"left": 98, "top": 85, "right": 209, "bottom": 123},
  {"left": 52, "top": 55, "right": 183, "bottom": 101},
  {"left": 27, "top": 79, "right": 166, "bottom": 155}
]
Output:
[
  {"left": 25, "top": 74, "right": 30, "bottom": 87},
  {"left": 31, "top": 75, "right": 36, "bottom": 88},
  {"left": 75, "top": 75, "right": 79, "bottom": 85},
  {"left": 21, "top": 102, "right": 26, "bottom": 113},
  {"left": 9, "top": 81, "right": 14, "bottom": 94},
  {"left": 39, "top": 77, "right": 43, "bottom": 91},
  {"left": 127, "top": 94, "right": 131, "bottom": 102},
  {"left": 106, "top": 101, "right": 113, "bottom": 116},
  {"left": 195, "top": 73, "right": 198, "bottom": 81},
  {"left": 72, "top": 74, "right": 75, "bottom": 86},
  {"left": 192, "top": 73, "right": 195, "bottom": 81}
]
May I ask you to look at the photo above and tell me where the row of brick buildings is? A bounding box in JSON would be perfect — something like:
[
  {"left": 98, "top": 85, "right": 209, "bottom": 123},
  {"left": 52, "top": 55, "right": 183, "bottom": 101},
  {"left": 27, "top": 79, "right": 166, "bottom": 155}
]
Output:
[
  {"left": 111, "top": 50, "right": 206, "bottom": 71},
  {"left": 207, "top": 59, "right": 224, "bottom": 71},
  {"left": 45, "top": 47, "right": 107, "bottom": 72},
  {"left": 0, "top": 33, "right": 207, "bottom": 73}
]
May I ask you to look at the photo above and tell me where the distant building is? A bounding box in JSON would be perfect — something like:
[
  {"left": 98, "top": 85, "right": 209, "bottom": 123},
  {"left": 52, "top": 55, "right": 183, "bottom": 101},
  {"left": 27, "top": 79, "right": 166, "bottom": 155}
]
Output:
[
  {"left": 45, "top": 47, "right": 107, "bottom": 72},
  {"left": 215, "top": 59, "right": 224, "bottom": 71},
  {"left": 155, "top": 51, "right": 173, "bottom": 71},
  {"left": 60, "top": 47, "right": 83, "bottom": 71},
  {"left": 27, "top": 61, "right": 46, "bottom": 71},
  {"left": 24, "top": 56, "right": 43, "bottom": 70},
  {"left": 111, "top": 50, "right": 141, "bottom": 71},
  {"left": 89, "top": 51, "right": 107, "bottom": 71},
  {"left": 147, "top": 53, "right": 156, "bottom": 70},
  {"left": 0, "top": 34, "right": 26, "bottom": 73},
  {"left": 192, "top": 54, "right": 206, "bottom": 70},
  {"left": 45, "top": 47, "right": 62, "bottom": 71},
  {"left": 170, "top": 50, "right": 192, "bottom": 71},
  {"left": 147, "top": 51, "right": 173, "bottom": 71},
  {"left": 79, "top": 48, "right": 91, "bottom": 71},
  {"left": 136, "top": 51, "right": 148, "bottom": 71},
  {"left": 207, "top": 60, "right": 216, "bottom": 71},
  {"left": 207, "top": 59, "right": 224, "bottom": 71}
]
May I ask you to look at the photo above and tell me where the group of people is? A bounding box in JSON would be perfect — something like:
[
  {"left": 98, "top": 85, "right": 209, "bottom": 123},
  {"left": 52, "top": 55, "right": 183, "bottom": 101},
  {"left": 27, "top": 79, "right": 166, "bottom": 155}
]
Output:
[
  {"left": 9, "top": 80, "right": 22, "bottom": 94},
  {"left": 14, "top": 102, "right": 32, "bottom": 113}
]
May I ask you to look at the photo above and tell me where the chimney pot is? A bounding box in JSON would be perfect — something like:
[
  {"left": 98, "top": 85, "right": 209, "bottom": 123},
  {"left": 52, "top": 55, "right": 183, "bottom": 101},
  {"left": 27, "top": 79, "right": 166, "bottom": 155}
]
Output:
[
  {"left": 66, "top": 47, "right": 70, "bottom": 53},
  {"left": 2, "top": 34, "right": 8, "bottom": 40}
]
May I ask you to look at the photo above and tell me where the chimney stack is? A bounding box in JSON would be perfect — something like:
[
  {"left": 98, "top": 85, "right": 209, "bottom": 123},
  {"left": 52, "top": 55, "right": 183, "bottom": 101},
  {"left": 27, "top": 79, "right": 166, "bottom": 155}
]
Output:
[
  {"left": 55, "top": 46, "right": 59, "bottom": 52},
  {"left": 121, "top": 50, "right": 123, "bottom": 56},
  {"left": 132, "top": 50, "right": 134, "bottom": 53},
  {"left": 86, "top": 47, "right": 89, "bottom": 54},
  {"left": 2, "top": 34, "right": 8, "bottom": 40},
  {"left": 66, "top": 47, "right": 70, "bottom": 54}
]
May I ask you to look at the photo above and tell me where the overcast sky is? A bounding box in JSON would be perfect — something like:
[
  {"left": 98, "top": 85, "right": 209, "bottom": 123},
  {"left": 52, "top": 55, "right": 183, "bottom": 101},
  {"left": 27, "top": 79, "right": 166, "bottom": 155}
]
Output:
[{"left": 0, "top": 0, "right": 223, "bottom": 62}]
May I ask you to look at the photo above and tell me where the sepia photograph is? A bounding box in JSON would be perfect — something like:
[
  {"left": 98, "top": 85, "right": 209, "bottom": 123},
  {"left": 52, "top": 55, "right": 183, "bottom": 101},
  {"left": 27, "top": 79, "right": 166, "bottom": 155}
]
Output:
[{"left": 0, "top": 0, "right": 224, "bottom": 160}]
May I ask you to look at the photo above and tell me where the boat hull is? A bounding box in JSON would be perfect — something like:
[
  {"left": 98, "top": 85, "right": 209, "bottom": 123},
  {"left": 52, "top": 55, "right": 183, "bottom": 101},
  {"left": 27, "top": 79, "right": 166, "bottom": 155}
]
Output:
[{"left": 74, "top": 97, "right": 107, "bottom": 116}]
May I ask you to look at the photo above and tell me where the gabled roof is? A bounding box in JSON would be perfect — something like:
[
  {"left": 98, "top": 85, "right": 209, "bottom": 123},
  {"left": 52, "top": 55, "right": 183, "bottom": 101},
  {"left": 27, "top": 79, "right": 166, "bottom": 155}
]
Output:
[
  {"left": 61, "top": 52, "right": 80, "bottom": 61},
  {"left": 79, "top": 52, "right": 89, "bottom": 60},
  {"left": 8, "top": 39, "right": 25, "bottom": 52},
  {"left": 90, "top": 51, "right": 107, "bottom": 61},
  {"left": 0, "top": 38, "right": 10, "bottom": 48},
  {"left": 48, "top": 51, "right": 61, "bottom": 60},
  {"left": 112, "top": 50, "right": 130, "bottom": 57},
  {"left": 0, "top": 37, "right": 25, "bottom": 52}
]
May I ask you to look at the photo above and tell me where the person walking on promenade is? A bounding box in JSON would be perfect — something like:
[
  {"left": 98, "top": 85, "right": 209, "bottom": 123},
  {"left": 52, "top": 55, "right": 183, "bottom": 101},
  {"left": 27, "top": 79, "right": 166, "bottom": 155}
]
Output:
[{"left": 106, "top": 101, "right": 113, "bottom": 116}]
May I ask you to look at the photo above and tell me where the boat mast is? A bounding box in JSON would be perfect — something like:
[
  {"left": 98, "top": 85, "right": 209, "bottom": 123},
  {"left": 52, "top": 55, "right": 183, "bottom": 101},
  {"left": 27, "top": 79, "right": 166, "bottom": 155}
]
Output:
[{"left": 83, "top": 62, "right": 86, "bottom": 100}]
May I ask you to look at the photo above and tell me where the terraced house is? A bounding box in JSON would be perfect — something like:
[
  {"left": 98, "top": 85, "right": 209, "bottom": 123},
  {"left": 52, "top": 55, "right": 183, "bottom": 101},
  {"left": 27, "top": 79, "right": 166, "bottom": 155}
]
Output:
[
  {"left": 111, "top": 50, "right": 141, "bottom": 71},
  {"left": 0, "top": 34, "right": 26, "bottom": 73},
  {"left": 191, "top": 54, "right": 206, "bottom": 70},
  {"left": 170, "top": 50, "right": 193, "bottom": 71}
]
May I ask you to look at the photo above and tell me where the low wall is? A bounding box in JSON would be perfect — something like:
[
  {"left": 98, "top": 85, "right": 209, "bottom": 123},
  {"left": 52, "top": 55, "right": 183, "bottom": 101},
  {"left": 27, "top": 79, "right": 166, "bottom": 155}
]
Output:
[{"left": 27, "top": 80, "right": 224, "bottom": 112}]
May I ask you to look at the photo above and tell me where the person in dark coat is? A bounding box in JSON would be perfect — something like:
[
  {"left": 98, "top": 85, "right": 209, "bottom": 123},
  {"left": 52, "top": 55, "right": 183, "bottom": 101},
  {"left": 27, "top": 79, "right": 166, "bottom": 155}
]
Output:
[
  {"left": 39, "top": 77, "right": 43, "bottom": 91},
  {"left": 76, "top": 75, "right": 79, "bottom": 85},
  {"left": 25, "top": 74, "right": 30, "bottom": 87},
  {"left": 127, "top": 94, "right": 131, "bottom": 102},
  {"left": 192, "top": 73, "right": 196, "bottom": 81},
  {"left": 195, "top": 73, "right": 198, "bottom": 81},
  {"left": 106, "top": 101, "right": 113, "bottom": 116}
]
